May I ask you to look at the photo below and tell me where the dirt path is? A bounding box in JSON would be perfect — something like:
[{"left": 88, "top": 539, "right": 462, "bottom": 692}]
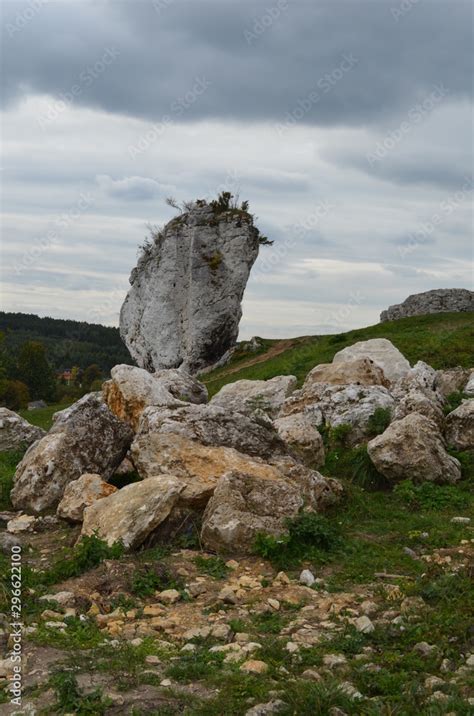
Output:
[{"left": 203, "top": 338, "right": 303, "bottom": 383}]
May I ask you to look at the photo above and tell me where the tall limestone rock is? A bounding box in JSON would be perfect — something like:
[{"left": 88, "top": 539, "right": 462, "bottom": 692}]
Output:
[
  {"left": 120, "top": 196, "right": 268, "bottom": 374},
  {"left": 380, "top": 288, "right": 474, "bottom": 322}
]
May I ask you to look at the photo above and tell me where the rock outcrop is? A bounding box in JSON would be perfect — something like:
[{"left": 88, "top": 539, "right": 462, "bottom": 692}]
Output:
[
  {"left": 0, "top": 408, "right": 45, "bottom": 452},
  {"left": 10, "top": 394, "right": 133, "bottom": 514},
  {"left": 367, "top": 413, "right": 461, "bottom": 485},
  {"left": 103, "top": 364, "right": 207, "bottom": 430},
  {"left": 210, "top": 376, "right": 297, "bottom": 418},
  {"left": 332, "top": 338, "right": 411, "bottom": 384},
  {"left": 120, "top": 200, "right": 263, "bottom": 374},
  {"left": 445, "top": 400, "right": 474, "bottom": 451},
  {"left": 380, "top": 288, "right": 474, "bottom": 322},
  {"left": 57, "top": 473, "right": 118, "bottom": 523}
]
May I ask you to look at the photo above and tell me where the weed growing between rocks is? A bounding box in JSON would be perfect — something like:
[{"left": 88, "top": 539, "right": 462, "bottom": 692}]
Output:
[
  {"left": 253, "top": 512, "right": 343, "bottom": 570},
  {"left": 193, "top": 555, "right": 229, "bottom": 580}
]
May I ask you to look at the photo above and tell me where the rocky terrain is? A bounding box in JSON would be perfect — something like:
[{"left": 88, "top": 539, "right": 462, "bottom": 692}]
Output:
[
  {"left": 0, "top": 329, "right": 473, "bottom": 714},
  {"left": 1, "top": 215, "right": 473, "bottom": 714},
  {"left": 380, "top": 288, "right": 474, "bottom": 322}
]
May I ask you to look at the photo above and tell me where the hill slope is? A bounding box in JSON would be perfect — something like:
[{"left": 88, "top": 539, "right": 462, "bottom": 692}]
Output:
[
  {"left": 202, "top": 312, "right": 474, "bottom": 396},
  {"left": 0, "top": 312, "right": 133, "bottom": 373}
]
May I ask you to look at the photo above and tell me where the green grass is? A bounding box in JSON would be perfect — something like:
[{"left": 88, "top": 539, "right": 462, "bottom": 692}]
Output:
[
  {"left": 202, "top": 312, "right": 474, "bottom": 394},
  {"left": 49, "top": 669, "right": 110, "bottom": 714},
  {"left": 0, "top": 449, "right": 24, "bottom": 509},
  {"left": 19, "top": 401, "right": 71, "bottom": 431},
  {"left": 193, "top": 555, "right": 229, "bottom": 580}
]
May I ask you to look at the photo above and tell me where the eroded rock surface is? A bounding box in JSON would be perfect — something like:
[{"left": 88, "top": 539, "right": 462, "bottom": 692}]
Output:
[
  {"left": 57, "top": 473, "right": 118, "bottom": 523},
  {"left": 136, "top": 404, "right": 287, "bottom": 460},
  {"left": 279, "top": 383, "right": 394, "bottom": 445},
  {"left": 103, "top": 364, "right": 207, "bottom": 430},
  {"left": 210, "top": 376, "right": 297, "bottom": 418},
  {"left": 201, "top": 467, "right": 339, "bottom": 553},
  {"left": 445, "top": 399, "right": 474, "bottom": 451},
  {"left": 81, "top": 475, "right": 183, "bottom": 549},
  {"left": 120, "top": 201, "right": 262, "bottom": 373},
  {"left": 10, "top": 394, "right": 132, "bottom": 514},
  {"left": 273, "top": 413, "right": 325, "bottom": 466},
  {"left": 367, "top": 413, "right": 461, "bottom": 485},
  {"left": 131, "top": 432, "right": 283, "bottom": 509}
]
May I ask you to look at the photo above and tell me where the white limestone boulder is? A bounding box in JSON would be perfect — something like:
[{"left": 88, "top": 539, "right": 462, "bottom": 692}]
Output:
[
  {"left": 103, "top": 364, "right": 207, "bottom": 430},
  {"left": 445, "top": 399, "right": 474, "bottom": 451},
  {"left": 367, "top": 413, "right": 461, "bottom": 485},
  {"left": 333, "top": 338, "right": 411, "bottom": 384},
  {"left": 81, "top": 475, "right": 184, "bottom": 549},
  {"left": 10, "top": 393, "right": 133, "bottom": 514},
  {"left": 0, "top": 408, "right": 45, "bottom": 452},
  {"left": 57, "top": 473, "right": 118, "bottom": 523}
]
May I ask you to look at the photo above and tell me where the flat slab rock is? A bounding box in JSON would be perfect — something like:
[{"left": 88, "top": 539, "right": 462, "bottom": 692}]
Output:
[
  {"left": 57, "top": 473, "right": 118, "bottom": 523},
  {"left": 210, "top": 376, "right": 297, "bottom": 418},
  {"left": 120, "top": 201, "right": 261, "bottom": 373},
  {"left": 136, "top": 403, "right": 287, "bottom": 460},
  {"left": 81, "top": 475, "right": 184, "bottom": 549}
]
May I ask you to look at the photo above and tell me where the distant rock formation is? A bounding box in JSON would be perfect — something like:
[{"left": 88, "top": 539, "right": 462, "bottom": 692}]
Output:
[
  {"left": 380, "top": 288, "right": 474, "bottom": 322},
  {"left": 120, "top": 197, "right": 266, "bottom": 374}
]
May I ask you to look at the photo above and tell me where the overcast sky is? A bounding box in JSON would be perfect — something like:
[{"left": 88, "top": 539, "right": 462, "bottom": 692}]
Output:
[{"left": 1, "top": 0, "right": 472, "bottom": 338}]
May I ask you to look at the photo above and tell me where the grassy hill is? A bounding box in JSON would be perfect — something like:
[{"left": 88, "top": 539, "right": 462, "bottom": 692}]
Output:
[
  {"left": 0, "top": 311, "right": 133, "bottom": 373},
  {"left": 202, "top": 312, "right": 474, "bottom": 396}
]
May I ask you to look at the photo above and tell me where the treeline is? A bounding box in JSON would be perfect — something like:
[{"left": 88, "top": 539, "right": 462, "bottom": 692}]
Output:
[
  {"left": 0, "top": 312, "right": 134, "bottom": 410},
  {"left": 0, "top": 312, "right": 132, "bottom": 372}
]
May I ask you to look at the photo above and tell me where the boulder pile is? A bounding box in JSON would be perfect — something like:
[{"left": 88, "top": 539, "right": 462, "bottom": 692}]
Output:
[{"left": 5, "top": 337, "right": 473, "bottom": 553}]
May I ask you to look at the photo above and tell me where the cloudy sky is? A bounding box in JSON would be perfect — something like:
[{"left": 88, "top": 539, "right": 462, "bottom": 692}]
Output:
[{"left": 1, "top": 0, "right": 472, "bottom": 338}]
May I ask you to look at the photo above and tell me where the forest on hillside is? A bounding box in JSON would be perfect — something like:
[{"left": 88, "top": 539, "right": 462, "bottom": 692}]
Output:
[{"left": 0, "top": 312, "right": 133, "bottom": 372}]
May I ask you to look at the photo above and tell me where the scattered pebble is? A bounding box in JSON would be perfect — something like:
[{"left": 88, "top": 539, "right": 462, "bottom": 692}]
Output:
[{"left": 299, "top": 569, "right": 315, "bottom": 587}]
